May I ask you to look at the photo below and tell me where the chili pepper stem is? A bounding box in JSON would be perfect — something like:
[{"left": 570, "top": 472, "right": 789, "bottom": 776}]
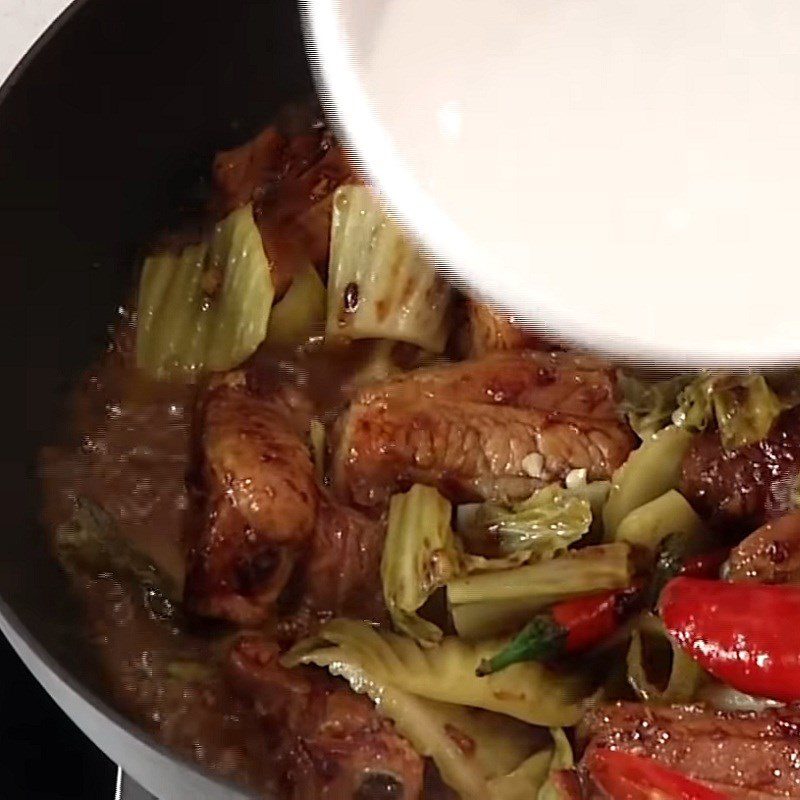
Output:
[
  {"left": 476, "top": 616, "right": 566, "bottom": 676},
  {"left": 476, "top": 585, "right": 641, "bottom": 677}
]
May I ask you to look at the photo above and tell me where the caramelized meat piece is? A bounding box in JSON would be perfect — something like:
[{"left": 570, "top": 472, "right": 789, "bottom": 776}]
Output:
[
  {"left": 227, "top": 636, "right": 424, "bottom": 800},
  {"left": 466, "top": 298, "right": 548, "bottom": 357},
  {"left": 187, "top": 371, "right": 388, "bottom": 629},
  {"left": 726, "top": 509, "right": 800, "bottom": 584},
  {"left": 304, "top": 494, "right": 386, "bottom": 620},
  {"left": 185, "top": 373, "right": 319, "bottom": 625},
  {"left": 578, "top": 702, "right": 800, "bottom": 799},
  {"left": 333, "top": 352, "right": 635, "bottom": 508},
  {"left": 275, "top": 496, "right": 387, "bottom": 643},
  {"left": 212, "top": 124, "right": 352, "bottom": 295},
  {"left": 354, "top": 351, "right": 621, "bottom": 419},
  {"left": 680, "top": 406, "right": 800, "bottom": 534}
]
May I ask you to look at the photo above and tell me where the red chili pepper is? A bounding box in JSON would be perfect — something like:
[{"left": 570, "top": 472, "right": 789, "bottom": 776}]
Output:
[
  {"left": 553, "top": 588, "right": 626, "bottom": 652},
  {"left": 660, "top": 577, "right": 800, "bottom": 703},
  {"left": 679, "top": 548, "right": 730, "bottom": 579},
  {"left": 476, "top": 585, "right": 639, "bottom": 675},
  {"left": 587, "top": 749, "right": 728, "bottom": 800}
]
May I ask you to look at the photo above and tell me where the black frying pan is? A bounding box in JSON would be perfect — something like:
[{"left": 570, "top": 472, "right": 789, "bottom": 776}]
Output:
[{"left": 2, "top": 0, "right": 309, "bottom": 795}]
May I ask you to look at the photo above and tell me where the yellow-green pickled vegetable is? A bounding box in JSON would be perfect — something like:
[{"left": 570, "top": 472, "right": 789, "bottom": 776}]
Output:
[
  {"left": 381, "top": 484, "right": 461, "bottom": 645},
  {"left": 166, "top": 660, "right": 215, "bottom": 683},
  {"left": 283, "top": 650, "right": 559, "bottom": 800},
  {"left": 309, "top": 419, "right": 326, "bottom": 482},
  {"left": 56, "top": 497, "right": 180, "bottom": 612},
  {"left": 536, "top": 729, "right": 574, "bottom": 800},
  {"left": 284, "top": 618, "right": 588, "bottom": 726},
  {"left": 563, "top": 471, "right": 611, "bottom": 540},
  {"left": 626, "top": 612, "right": 703, "bottom": 703},
  {"left": 265, "top": 263, "right": 325, "bottom": 346},
  {"left": 615, "top": 489, "right": 708, "bottom": 557},
  {"left": 137, "top": 204, "right": 273, "bottom": 381},
  {"left": 325, "top": 185, "right": 452, "bottom": 352},
  {"left": 488, "top": 728, "right": 573, "bottom": 800},
  {"left": 464, "top": 484, "right": 592, "bottom": 559},
  {"left": 449, "top": 544, "right": 632, "bottom": 639},
  {"left": 448, "top": 543, "right": 631, "bottom": 606},
  {"left": 711, "top": 375, "right": 784, "bottom": 450},
  {"left": 696, "top": 680, "right": 783, "bottom": 713},
  {"left": 674, "top": 373, "right": 785, "bottom": 450},
  {"left": 617, "top": 372, "right": 692, "bottom": 440},
  {"left": 603, "top": 426, "right": 694, "bottom": 540}
]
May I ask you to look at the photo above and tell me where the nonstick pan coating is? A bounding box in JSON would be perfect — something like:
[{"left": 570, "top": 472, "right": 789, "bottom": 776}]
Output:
[{"left": 1, "top": 0, "right": 309, "bottom": 795}]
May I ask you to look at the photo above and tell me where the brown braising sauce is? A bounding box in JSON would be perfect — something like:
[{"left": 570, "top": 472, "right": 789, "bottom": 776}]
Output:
[{"left": 40, "top": 309, "right": 446, "bottom": 797}]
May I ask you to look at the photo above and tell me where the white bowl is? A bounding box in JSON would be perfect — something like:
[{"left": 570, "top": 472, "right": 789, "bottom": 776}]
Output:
[{"left": 304, "top": 0, "right": 800, "bottom": 369}]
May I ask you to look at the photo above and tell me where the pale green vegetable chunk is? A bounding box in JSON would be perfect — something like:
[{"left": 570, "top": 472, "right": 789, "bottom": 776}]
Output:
[
  {"left": 136, "top": 204, "right": 274, "bottom": 381},
  {"left": 448, "top": 543, "right": 631, "bottom": 606},
  {"left": 284, "top": 618, "right": 588, "bottom": 726},
  {"left": 449, "top": 544, "right": 632, "bottom": 639},
  {"left": 674, "top": 372, "right": 785, "bottom": 450},
  {"left": 309, "top": 419, "right": 326, "bottom": 482},
  {"left": 697, "top": 680, "right": 783, "bottom": 713},
  {"left": 711, "top": 375, "right": 784, "bottom": 450},
  {"left": 617, "top": 372, "right": 692, "bottom": 440},
  {"left": 603, "top": 426, "right": 694, "bottom": 540},
  {"left": 536, "top": 729, "right": 574, "bottom": 800},
  {"left": 615, "top": 489, "right": 708, "bottom": 557},
  {"left": 166, "top": 661, "right": 215, "bottom": 683},
  {"left": 620, "top": 370, "right": 791, "bottom": 450},
  {"left": 56, "top": 497, "right": 182, "bottom": 623},
  {"left": 379, "top": 689, "right": 546, "bottom": 800},
  {"left": 381, "top": 484, "right": 461, "bottom": 645},
  {"left": 265, "top": 262, "right": 325, "bottom": 346},
  {"left": 626, "top": 612, "right": 703, "bottom": 703},
  {"left": 325, "top": 185, "right": 452, "bottom": 352},
  {"left": 464, "top": 484, "right": 592, "bottom": 559},
  {"left": 489, "top": 728, "right": 573, "bottom": 800}
]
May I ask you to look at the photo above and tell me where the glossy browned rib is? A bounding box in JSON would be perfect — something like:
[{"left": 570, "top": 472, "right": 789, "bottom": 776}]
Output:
[
  {"left": 579, "top": 702, "right": 800, "bottom": 799},
  {"left": 334, "top": 353, "right": 634, "bottom": 508},
  {"left": 185, "top": 373, "right": 318, "bottom": 625}
]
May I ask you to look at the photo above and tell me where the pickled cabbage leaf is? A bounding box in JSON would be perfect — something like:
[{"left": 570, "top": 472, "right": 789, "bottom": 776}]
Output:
[
  {"left": 614, "top": 489, "right": 709, "bottom": 558},
  {"left": 449, "top": 544, "right": 632, "bottom": 639},
  {"left": 137, "top": 204, "right": 273, "bottom": 381},
  {"left": 617, "top": 372, "right": 691, "bottom": 440},
  {"left": 166, "top": 660, "right": 215, "bottom": 683},
  {"left": 448, "top": 543, "right": 631, "bottom": 606},
  {"left": 674, "top": 373, "right": 784, "bottom": 450},
  {"left": 381, "top": 484, "right": 461, "bottom": 645},
  {"left": 536, "top": 729, "right": 574, "bottom": 800},
  {"left": 563, "top": 470, "right": 611, "bottom": 540},
  {"left": 285, "top": 641, "right": 566, "bottom": 800},
  {"left": 56, "top": 497, "right": 181, "bottom": 622},
  {"left": 697, "top": 680, "right": 783, "bottom": 713},
  {"left": 603, "top": 426, "right": 694, "bottom": 540},
  {"left": 325, "top": 185, "right": 452, "bottom": 352},
  {"left": 490, "top": 729, "right": 573, "bottom": 800},
  {"left": 265, "top": 262, "right": 325, "bottom": 346},
  {"left": 309, "top": 418, "right": 326, "bottom": 482},
  {"left": 347, "top": 339, "right": 402, "bottom": 387},
  {"left": 626, "top": 612, "right": 703, "bottom": 703},
  {"left": 283, "top": 618, "right": 588, "bottom": 726},
  {"left": 463, "top": 485, "right": 592, "bottom": 559},
  {"left": 380, "top": 688, "right": 537, "bottom": 800}
]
